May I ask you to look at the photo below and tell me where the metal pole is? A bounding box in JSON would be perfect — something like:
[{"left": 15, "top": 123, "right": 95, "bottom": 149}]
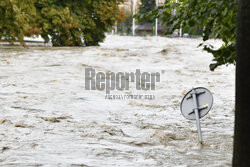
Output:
[
  {"left": 155, "top": 0, "right": 158, "bottom": 36},
  {"left": 155, "top": 18, "right": 158, "bottom": 36},
  {"left": 132, "top": 0, "right": 136, "bottom": 36},
  {"left": 132, "top": 18, "right": 135, "bottom": 36},
  {"left": 115, "top": 20, "right": 117, "bottom": 34},
  {"left": 179, "top": 24, "right": 182, "bottom": 37},
  {"left": 175, "top": 0, "right": 182, "bottom": 37},
  {"left": 191, "top": 89, "right": 203, "bottom": 142}
]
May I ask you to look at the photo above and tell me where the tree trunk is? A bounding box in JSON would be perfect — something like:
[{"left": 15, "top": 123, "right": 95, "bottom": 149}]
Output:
[{"left": 233, "top": 0, "right": 250, "bottom": 166}]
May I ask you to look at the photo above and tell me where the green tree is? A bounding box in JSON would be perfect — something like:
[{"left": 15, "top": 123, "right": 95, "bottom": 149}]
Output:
[
  {"left": 233, "top": 0, "right": 250, "bottom": 166},
  {"left": 36, "top": 0, "right": 124, "bottom": 46},
  {"left": 139, "top": 0, "right": 156, "bottom": 14},
  {"left": 139, "top": 0, "right": 156, "bottom": 23},
  {"left": 0, "top": 0, "right": 40, "bottom": 45},
  {"left": 0, "top": 0, "right": 123, "bottom": 46},
  {"left": 137, "top": 0, "right": 237, "bottom": 70},
  {"left": 34, "top": 0, "right": 79, "bottom": 46}
]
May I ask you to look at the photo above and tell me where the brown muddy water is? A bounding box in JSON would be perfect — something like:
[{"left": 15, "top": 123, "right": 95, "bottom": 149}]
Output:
[{"left": 0, "top": 36, "right": 234, "bottom": 166}]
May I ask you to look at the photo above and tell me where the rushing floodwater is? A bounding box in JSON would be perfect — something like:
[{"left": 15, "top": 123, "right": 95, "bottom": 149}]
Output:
[{"left": 0, "top": 35, "right": 235, "bottom": 166}]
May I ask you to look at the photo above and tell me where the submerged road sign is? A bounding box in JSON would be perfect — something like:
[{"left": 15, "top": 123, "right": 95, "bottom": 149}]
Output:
[{"left": 180, "top": 87, "right": 213, "bottom": 143}]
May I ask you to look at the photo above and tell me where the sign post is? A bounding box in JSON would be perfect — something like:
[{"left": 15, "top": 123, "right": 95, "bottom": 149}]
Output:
[{"left": 180, "top": 87, "right": 213, "bottom": 143}]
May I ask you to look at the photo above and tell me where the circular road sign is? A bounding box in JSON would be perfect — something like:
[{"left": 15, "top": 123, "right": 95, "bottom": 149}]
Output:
[{"left": 180, "top": 87, "right": 213, "bottom": 120}]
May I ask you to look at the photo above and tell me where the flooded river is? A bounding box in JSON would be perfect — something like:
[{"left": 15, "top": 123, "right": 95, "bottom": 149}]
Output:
[{"left": 0, "top": 35, "right": 235, "bottom": 166}]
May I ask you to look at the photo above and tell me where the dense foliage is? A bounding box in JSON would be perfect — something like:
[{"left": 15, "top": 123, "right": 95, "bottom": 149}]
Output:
[
  {"left": 139, "top": 0, "right": 156, "bottom": 23},
  {"left": 138, "top": 0, "right": 237, "bottom": 70},
  {"left": 0, "top": 0, "right": 37, "bottom": 45},
  {"left": 139, "top": 0, "right": 156, "bottom": 14},
  {"left": 0, "top": 0, "right": 124, "bottom": 46}
]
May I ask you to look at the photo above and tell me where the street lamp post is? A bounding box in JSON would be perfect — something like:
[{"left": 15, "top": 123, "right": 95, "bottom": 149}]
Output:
[
  {"left": 174, "top": 0, "right": 182, "bottom": 37},
  {"left": 155, "top": 0, "right": 158, "bottom": 36},
  {"left": 132, "top": 0, "right": 136, "bottom": 36},
  {"left": 155, "top": 0, "right": 165, "bottom": 36}
]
